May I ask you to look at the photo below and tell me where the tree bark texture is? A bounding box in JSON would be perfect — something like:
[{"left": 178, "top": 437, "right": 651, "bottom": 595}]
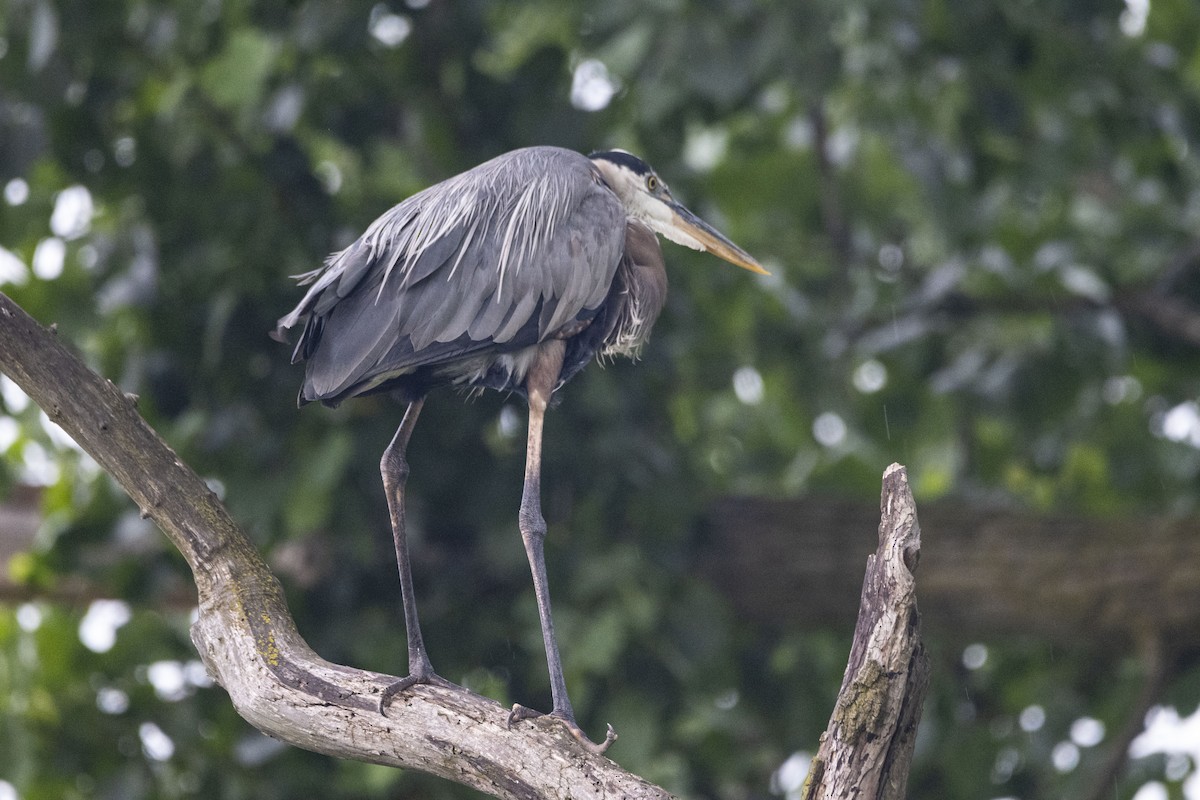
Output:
[
  {"left": 804, "top": 464, "right": 929, "bottom": 800},
  {"left": 0, "top": 292, "right": 672, "bottom": 800},
  {"left": 703, "top": 495, "right": 1200, "bottom": 656}
]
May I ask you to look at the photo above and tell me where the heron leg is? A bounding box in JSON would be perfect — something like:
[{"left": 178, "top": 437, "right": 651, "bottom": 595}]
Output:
[
  {"left": 378, "top": 397, "right": 454, "bottom": 715},
  {"left": 505, "top": 341, "right": 617, "bottom": 754}
]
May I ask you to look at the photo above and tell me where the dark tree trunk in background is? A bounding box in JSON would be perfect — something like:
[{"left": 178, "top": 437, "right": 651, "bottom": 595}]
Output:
[{"left": 703, "top": 495, "right": 1200, "bottom": 657}]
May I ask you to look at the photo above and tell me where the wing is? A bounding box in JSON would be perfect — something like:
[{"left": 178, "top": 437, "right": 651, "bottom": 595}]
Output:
[{"left": 275, "top": 147, "right": 627, "bottom": 403}]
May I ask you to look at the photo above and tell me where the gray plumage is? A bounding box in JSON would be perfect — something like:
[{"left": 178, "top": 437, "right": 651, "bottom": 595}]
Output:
[
  {"left": 274, "top": 145, "right": 763, "bottom": 753},
  {"left": 276, "top": 146, "right": 657, "bottom": 405}
]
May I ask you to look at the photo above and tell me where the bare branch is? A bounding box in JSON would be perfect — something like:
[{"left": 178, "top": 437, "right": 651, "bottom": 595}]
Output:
[
  {"left": 0, "top": 292, "right": 672, "bottom": 800},
  {"left": 804, "top": 464, "right": 929, "bottom": 800}
]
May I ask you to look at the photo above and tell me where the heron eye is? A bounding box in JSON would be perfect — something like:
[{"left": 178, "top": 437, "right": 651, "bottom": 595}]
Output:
[{"left": 646, "top": 175, "right": 659, "bottom": 192}]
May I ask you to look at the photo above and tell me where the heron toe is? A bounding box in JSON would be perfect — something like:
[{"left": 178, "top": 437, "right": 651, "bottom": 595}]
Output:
[
  {"left": 506, "top": 703, "right": 618, "bottom": 754},
  {"left": 378, "top": 669, "right": 457, "bottom": 716}
]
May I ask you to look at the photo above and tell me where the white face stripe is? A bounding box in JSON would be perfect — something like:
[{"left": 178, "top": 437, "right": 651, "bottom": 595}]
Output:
[
  {"left": 590, "top": 157, "right": 643, "bottom": 203},
  {"left": 591, "top": 158, "right": 707, "bottom": 253}
]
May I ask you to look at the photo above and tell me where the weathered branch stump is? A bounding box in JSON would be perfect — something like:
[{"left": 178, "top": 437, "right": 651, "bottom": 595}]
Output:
[{"left": 804, "top": 463, "right": 930, "bottom": 800}]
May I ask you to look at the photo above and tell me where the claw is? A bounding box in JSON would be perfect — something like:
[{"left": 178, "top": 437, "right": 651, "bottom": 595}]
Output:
[
  {"left": 506, "top": 703, "right": 617, "bottom": 754},
  {"left": 378, "top": 671, "right": 457, "bottom": 716}
]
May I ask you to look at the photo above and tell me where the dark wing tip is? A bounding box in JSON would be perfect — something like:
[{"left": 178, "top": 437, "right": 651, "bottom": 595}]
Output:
[
  {"left": 296, "top": 391, "right": 337, "bottom": 409},
  {"left": 297, "top": 381, "right": 343, "bottom": 409},
  {"left": 273, "top": 313, "right": 326, "bottom": 365}
]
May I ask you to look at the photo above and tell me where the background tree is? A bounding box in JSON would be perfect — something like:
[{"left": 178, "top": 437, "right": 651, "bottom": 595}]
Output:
[{"left": 1, "top": 0, "right": 1199, "bottom": 798}]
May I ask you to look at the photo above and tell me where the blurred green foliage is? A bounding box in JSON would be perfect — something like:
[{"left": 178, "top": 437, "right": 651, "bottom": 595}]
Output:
[{"left": 1, "top": 0, "right": 1199, "bottom": 798}]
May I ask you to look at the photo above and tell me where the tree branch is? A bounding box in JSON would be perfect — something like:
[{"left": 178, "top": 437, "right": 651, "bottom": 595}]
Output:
[
  {"left": 0, "top": 292, "right": 671, "bottom": 800},
  {"left": 804, "top": 464, "right": 929, "bottom": 800}
]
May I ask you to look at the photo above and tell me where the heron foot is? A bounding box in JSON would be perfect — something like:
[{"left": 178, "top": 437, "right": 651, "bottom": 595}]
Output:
[
  {"left": 506, "top": 703, "right": 618, "bottom": 754},
  {"left": 378, "top": 669, "right": 456, "bottom": 716}
]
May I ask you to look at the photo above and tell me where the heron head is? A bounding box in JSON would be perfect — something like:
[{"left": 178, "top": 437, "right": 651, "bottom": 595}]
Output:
[{"left": 589, "top": 150, "right": 768, "bottom": 275}]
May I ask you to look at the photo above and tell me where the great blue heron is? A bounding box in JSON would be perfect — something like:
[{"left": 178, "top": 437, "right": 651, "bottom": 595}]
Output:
[{"left": 275, "top": 146, "right": 765, "bottom": 753}]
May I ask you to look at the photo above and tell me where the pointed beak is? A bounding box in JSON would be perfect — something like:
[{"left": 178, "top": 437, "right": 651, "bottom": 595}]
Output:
[{"left": 669, "top": 201, "right": 769, "bottom": 275}]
